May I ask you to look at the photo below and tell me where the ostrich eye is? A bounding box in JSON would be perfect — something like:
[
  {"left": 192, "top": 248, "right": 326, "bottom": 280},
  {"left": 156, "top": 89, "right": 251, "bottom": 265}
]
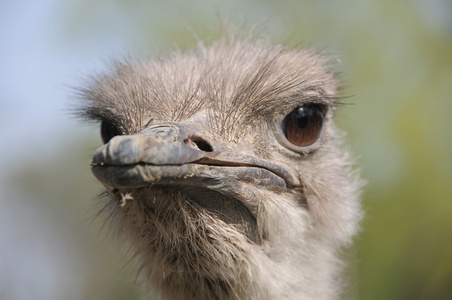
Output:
[
  {"left": 282, "top": 104, "right": 324, "bottom": 147},
  {"left": 100, "top": 121, "right": 121, "bottom": 144}
]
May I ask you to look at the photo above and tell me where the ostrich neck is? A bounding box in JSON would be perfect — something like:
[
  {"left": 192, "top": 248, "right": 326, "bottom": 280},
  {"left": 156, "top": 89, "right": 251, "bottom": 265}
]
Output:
[{"left": 112, "top": 188, "right": 339, "bottom": 300}]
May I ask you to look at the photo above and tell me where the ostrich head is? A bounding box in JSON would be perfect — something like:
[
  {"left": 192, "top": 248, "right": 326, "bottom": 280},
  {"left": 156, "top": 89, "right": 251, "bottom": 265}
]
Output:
[{"left": 78, "top": 38, "right": 362, "bottom": 300}]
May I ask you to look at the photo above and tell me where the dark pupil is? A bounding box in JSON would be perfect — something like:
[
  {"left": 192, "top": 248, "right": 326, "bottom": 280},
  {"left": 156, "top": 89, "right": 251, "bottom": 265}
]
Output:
[{"left": 296, "top": 109, "right": 308, "bottom": 129}]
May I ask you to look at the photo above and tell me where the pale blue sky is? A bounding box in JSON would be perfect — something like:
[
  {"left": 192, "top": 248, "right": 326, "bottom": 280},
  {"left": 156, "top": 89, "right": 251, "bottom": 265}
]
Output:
[
  {"left": 0, "top": 2, "right": 132, "bottom": 298},
  {"left": 1, "top": 0, "right": 129, "bottom": 167}
]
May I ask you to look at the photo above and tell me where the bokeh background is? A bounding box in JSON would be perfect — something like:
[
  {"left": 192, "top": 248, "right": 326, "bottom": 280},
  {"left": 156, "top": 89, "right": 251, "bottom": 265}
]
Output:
[{"left": 1, "top": 0, "right": 451, "bottom": 299}]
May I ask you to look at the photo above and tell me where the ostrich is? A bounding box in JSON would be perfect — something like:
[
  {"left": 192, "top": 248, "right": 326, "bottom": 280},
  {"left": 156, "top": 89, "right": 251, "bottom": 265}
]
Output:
[{"left": 78, "top": 37, "right": 362, "bottom": 300}]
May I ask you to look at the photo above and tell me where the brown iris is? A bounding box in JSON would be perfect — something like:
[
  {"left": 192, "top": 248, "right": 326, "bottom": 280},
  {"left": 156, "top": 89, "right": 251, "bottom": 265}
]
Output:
[{"left": 282, "top": 104, "right": 324, "bottom": 147}]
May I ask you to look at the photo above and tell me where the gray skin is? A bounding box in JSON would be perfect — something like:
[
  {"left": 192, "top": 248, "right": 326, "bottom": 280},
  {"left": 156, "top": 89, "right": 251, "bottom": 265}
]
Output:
[{"left": 81, "top": 39, "right": 362, "bottom": 300}]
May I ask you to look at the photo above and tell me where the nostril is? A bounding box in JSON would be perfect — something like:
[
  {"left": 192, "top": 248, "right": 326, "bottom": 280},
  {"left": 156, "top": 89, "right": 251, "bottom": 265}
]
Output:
[{"left": 184, "top": 136, "right": 213, "bottom": 152}]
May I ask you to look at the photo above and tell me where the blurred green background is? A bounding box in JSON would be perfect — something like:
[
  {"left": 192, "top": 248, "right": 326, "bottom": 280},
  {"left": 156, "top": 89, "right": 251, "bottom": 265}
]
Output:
[{"left": 1, "top": 0, "right": 451, "bottom": 299}]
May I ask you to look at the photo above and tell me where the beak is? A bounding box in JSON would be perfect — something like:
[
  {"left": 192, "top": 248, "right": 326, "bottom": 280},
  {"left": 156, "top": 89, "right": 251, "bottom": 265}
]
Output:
[{"left": 91, "top": 123, "right": 299, "bottom": 213}]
